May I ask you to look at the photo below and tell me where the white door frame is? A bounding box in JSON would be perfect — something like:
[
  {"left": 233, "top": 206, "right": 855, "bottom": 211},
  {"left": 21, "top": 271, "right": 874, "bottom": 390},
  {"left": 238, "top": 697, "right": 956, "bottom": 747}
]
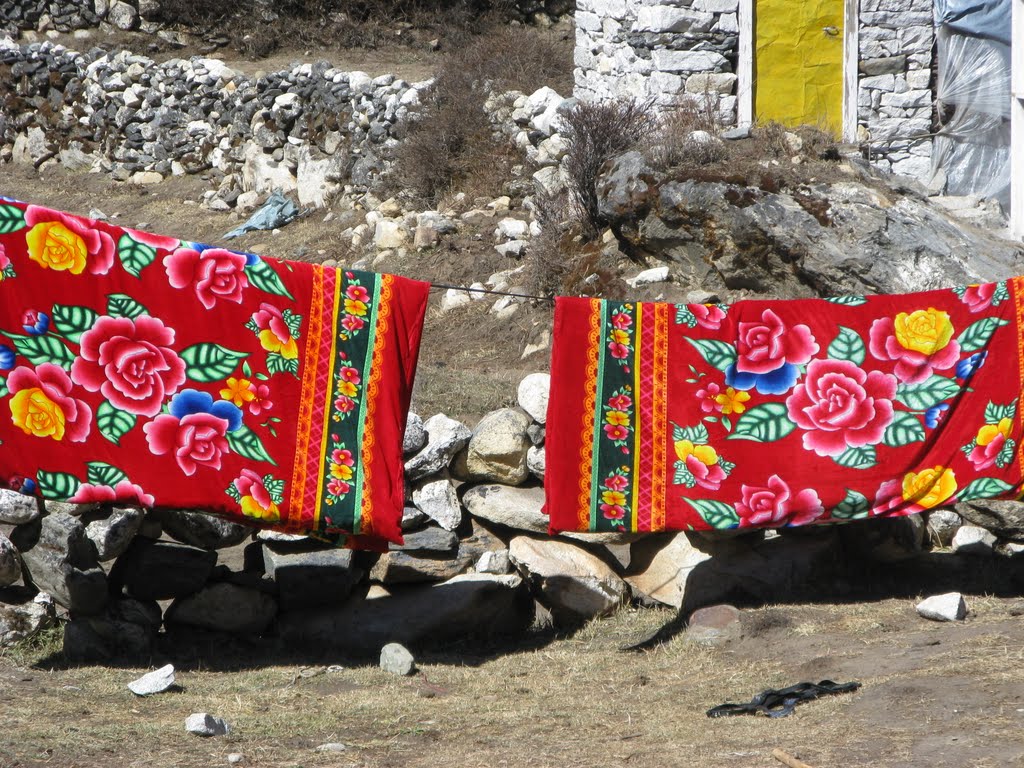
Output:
[
  {"left": 1012, "top": 0, "right": 1023, "bottom": 238},
  {"left": 737, "top": 0, "right": 859, "bottom": 142}
]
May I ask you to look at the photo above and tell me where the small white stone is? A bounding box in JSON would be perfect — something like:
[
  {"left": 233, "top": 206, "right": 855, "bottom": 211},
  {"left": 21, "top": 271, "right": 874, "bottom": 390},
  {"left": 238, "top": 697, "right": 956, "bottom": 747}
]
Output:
[
  {"left": 476, "top": 549, "right": 512, "bottom": 575},
  {"left": 315, "top": 743, "right": 348, "bottom": 753},
  {"left": 916, "top": 592, "right": 967, "bottom": 622},
  {"left": 517, "top": 373, "right": 550, "bottom": 424},
  {"left": 952, "top": 525, "right": 996, "bottom": 556},
  {"left": 440, "top": 289, "right": 472, "bottom": 313},
  {"left": 128, "top": 664, "right": 175, "bottom": 696},
  {"left": 227, "top": 754, "right": 244, "bottom": 764},
  {"left": 494, "top": 217, "right": 530, "bottom": 241},
  {"left": 186, "top": 713, "right": 230, "bottom": 737},
  {"left": 380, "top": 642, "right": 415, "bottom": 676},
  {"left": 627, "top": 266, "right": 670, "bottom": 287}
]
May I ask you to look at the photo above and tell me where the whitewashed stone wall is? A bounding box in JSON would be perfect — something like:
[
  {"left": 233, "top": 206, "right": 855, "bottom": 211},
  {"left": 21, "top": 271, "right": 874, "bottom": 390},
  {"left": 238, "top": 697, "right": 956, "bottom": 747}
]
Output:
[
  {"left": 857, "top": 0, "right": 934, "bottom": 177},
  {"left": 573, "top": 0, "right": 740, "bottom": 123}
]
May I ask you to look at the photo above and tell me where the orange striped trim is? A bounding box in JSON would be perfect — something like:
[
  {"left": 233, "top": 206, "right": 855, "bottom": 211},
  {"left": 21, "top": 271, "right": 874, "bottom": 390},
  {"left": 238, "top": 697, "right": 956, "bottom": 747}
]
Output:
[
  {"left": 650, "top": 302, "right": 669, "bottom": 531},
  {"left": 577, "top": 298, "right": 602, "bottom": 530},
  {"left": 358, "top": 273, "right": 394, "bottom": 536},
  {"left": 287, "top": 264, "right": 325, "bottom": 528}
]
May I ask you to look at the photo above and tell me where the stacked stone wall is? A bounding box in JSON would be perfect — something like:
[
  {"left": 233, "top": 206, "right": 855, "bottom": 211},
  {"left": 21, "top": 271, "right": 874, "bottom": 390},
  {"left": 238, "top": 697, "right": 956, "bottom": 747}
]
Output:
[
  {"left": 857, "top": 0, "right": 935, "bottom": 177},
  {"left": 573, "top": 0, "right": 739, "bottom": 123}
]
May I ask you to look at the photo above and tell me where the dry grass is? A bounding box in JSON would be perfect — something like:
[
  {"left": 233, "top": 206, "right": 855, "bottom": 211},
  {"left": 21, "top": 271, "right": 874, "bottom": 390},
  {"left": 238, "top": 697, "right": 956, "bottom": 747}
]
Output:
[{"left": 4, "top": 599, "right": 1024, "bottom": 768}]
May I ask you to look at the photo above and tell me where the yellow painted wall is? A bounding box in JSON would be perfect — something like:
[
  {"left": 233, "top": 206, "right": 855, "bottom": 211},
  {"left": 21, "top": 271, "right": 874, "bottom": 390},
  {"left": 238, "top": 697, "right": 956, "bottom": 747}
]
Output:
[{"left": 754, "top": 0, "right": 844, "bottom": 132}]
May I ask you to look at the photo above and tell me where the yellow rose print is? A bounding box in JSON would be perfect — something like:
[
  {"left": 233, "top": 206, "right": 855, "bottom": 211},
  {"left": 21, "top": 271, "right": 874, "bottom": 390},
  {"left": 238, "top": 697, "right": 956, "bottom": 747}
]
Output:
[
  {"left": 10, "top": 387, "right": 67, "bottom": 440},
  {"left": 674, "top": 440, "right": 719, "bottom": 467},
  {"left": 901, "top": 466, "right": 957, "bottom": 509},
  {"left": 893, "top": 308, "right": 954, "bottom": 354},
  {"left": 26, "top": 221, "right": 89, "bottom": 274},
  {"left": 976, "top": 418, "right": 1013, "bottom": 446}
]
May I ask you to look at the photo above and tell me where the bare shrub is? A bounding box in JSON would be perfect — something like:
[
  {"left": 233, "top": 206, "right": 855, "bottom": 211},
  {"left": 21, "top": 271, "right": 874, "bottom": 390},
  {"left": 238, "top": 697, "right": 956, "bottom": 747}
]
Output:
[
  {"left": 646, "top": 96, "right": 726, "bottom": 170},
  {"left": 527, "top": 192, "right": 626, "bottom": 298},
  {"left": 390, "top": 24, "right": 570, "bottom": 204},
  {"left": 560, "top": 99, "right": 657, "bottom": 238}
]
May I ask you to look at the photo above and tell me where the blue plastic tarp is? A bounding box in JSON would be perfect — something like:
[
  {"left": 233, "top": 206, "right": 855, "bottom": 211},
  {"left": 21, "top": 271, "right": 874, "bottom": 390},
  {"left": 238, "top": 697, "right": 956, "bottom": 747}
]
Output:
[{"left": 934, "top": 0, "right": 1011, "bottom": 44}]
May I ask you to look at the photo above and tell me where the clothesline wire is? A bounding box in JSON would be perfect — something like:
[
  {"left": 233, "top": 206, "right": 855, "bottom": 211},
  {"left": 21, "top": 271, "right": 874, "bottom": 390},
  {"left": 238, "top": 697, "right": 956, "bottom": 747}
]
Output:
[{"left": 427, "top": 281, "right": 555, "bottom": 303}]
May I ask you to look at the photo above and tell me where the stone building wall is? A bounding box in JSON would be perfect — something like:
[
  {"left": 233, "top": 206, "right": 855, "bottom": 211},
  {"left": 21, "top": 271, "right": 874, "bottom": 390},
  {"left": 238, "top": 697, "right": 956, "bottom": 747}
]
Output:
[
  {"left": 573, "top": 0, "right": 740, "bottom": 123},
  {"left": 857, "top": 0, "right": 935, "bottom": 177}
]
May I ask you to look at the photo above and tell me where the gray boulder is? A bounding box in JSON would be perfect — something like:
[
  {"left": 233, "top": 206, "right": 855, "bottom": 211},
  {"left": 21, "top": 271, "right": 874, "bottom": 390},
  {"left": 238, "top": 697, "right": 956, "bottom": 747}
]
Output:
[
  {"left": 404, "top": 414, "right": 471, "bottom": 481},
  {"left": 955, "top": 500, "right": 1024, "bottom": 542},
  {"left": 393, "top": 526, "right": 459, "bottom": 554},
  {"left": 278, "top": 573, "right": 532, "bottom": 652},
  {"left": 462, "top": 485, "right": 547, "bottom": 533},
  {"left": 916, "top": 592, "right": 967, "bottom": 622},
  {"left": 63, "top": 598, "right": 162, "bottom": 662},
  {"left": 0, "top": 489, "right": 41, "bottom": 525},
  {"left": 0, "top": 590, "right": 56, "bottom": 646},
  {"left": 509, "top": 536, "right": 627, "bottom": 623},
  {"left": 153, "top": 509, "right": 252, "bottom": 550},
  {"left": 17, "top": 513, "right": 107, "bottom": 614},
  {"left": 115, "top": 539, "right": 217, "bottom": 601},
  {"left": 411, "top": 479, "right": 462, "bottom": 531},
  {"left": 165, "top": 582, "right": 277, "bottom": 634},
  {"left": 380, "top": 642, "right": 416, "bottom": 676},
  {"left": 186, "top": 713, "right": 230, "bottom": 737},
  {"left": 516, "top": 373, "right": 550, "bottom": 424},
  {"left": 86, "top": 507, "right": 144, "bottom": 561},
  {"left": 952, "top": 525, "right": 997, "bottom": 556},
  {"left": 403, "top": 412, "right": 427, "bottom": 456},
  {"left": 0, "top": 532, "right": 21, "bottom": 587},
  {"left": 596, "top": 151, "right": 658, "bottom": 223},
  {"left": 262, "top": 545, "right": 360, "bottom": 608},
  {"left": 128, "top": 664, "right": 176, "bottom": 696},
  {"left": 463, "top": 408, "right": 532, "bottom": 485},
  {"left": 685, "top": 604, "right": 742, "bottom": 647},
  {"left": 927, "top": 509, "right": 963, "bottom": 547}
]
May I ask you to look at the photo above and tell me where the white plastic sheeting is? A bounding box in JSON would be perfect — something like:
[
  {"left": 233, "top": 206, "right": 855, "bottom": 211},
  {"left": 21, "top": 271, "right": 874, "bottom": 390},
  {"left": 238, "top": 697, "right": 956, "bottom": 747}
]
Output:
[{"left": 931, "top": 26, "right": 1011, "bottom": 209}]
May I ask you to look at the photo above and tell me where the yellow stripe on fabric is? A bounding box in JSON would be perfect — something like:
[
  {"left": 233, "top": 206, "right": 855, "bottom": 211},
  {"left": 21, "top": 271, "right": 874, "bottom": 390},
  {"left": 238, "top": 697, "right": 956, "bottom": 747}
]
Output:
[
  {"left": 630, "top": 303, "right": 643, "bottom": 533},
  {"left": 312, "top": 272, "right": 342, "bottom": 531}
]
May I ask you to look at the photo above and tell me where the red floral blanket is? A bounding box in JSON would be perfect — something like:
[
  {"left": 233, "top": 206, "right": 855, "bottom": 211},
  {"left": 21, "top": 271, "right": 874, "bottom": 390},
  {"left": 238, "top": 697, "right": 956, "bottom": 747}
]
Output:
[
  {"left": 546, "top": 281, "right": 1024, "bottom": 534},
  {"left": 0, "top": 199, "right": 428, "bottom": 546}
]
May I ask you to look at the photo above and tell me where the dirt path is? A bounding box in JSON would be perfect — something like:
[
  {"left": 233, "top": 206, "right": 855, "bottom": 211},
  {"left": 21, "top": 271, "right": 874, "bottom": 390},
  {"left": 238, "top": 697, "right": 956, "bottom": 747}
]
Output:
[{"left": 2, "top": 598, "right": 1023, "bottom": 768}]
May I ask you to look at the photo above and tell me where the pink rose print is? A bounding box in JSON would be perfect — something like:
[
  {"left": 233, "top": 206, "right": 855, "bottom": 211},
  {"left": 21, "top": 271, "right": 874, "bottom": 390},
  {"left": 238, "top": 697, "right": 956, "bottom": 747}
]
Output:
[
  {"left": 611, "top": 311, "right": 632, "bottom": 330},
  {"left": 735, "top": 309, "right": 818, "bottom": 375},
  {"left": 735, "top": 475, "right": 824, "bottom": 527},
  {"left": 960, "top": 283, "right": 996, "bottom": 313},
  {"left": 607, "top": 393, "right": 632, "bottom": 411},
  {"left": 71, "top": 315, "right": 186, "bottom": 417},
  {"left": 0, "top": 246, "right": 9, "bottom": 272},
  {"left": 342, "top": 314, "right": 364, "bottom": 332},
  {"left": 328, "top": 478, "right": 351, "bottom": 496},
  {"left": 604, "top": 473, "right": 629, "bottom": 492},
  {"left": 726, "top": 309, "right": 818, "bottom": 395},
  {"left": 8, "top": 363, "right": 93, "bottom": 442},
  {"left": 164, "top": 246, "right": 249, "bottom": 309},
  {"left": 868, "top": 309, "right": 960, "bottom": 384},
  {"left": 70, "top": 480, "right": 155, "bottom": 507},
  {"left": 689, "top": 303, "right": 726, "bottom": 330},
  {"left": 969, "top": 434, "right": 1006, "bottom": 471},
  {"left": 144, "top": 411, "right": 231, "bottom": 475},
  {"left": 346, "top": 284, "right": 370, "bottom": 303},
  {"left": 234, "top": 468, "right": 274, "bottom": 508},
  {"left": 786, "top": 358, "right": 896, "bottom": 457}
]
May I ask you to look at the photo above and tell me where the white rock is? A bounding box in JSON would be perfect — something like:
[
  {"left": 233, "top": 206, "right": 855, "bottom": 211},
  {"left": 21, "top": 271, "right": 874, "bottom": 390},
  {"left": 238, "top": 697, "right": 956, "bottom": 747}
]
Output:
[
  {"left": 412, "top": 480, "right": 462, "bottom": 531},
  {"left": 927, "top": 509, "right": 962, "bottom": 547},
  {"left": 128, "top": 664, "right": 175, "bottom": 696},
  {"left": 916, "top": 592, "right": 967, "bottom": 622},
  {"left": 186, "top": 713, "right": 230, "bottom": 737},
  {"left": 463, "top": 485, "right": 547, "bottom": 533},
  {"left": 495, "top": 239, "right": 527, "bottom": 258},
  {"left": 373, "top": 220, "right": 408, "bottom": 249},
  {"left": 476, "top": 549, "right": 511, "bottom": 575},
  {"left": 464, "top": 408, "right": 532, "bottom": 485},
  {"left": 404, "top": 414, "right": 472, "bottom": 481},
  {"left": 627, "top": 266, "right": 670, "bottom": 287},
  {"left": 227, "top": 754, "right": 244, "bottom": 764},
  {"left": 130, "top": 171, "right": 163, "bottom": 185},
  {"left": 0, "top": 489, "right": 39, "bottom": 525},
  {"left": 527, "top": 445, "right": 546, "bottom": 480},
  {"left": 403, "top": 412, "right": 427, "bottom": 456},
  {"left": 517, "top": 373, "right": 550, "bottom": 423},
  {"left": 440, "top": 288, "right": 472, "bottom": 313},
  {"left": 315, "top": 743, "right": 348, "bottom": 752},
  {"left": 952, "top": 525, "right": 996, "bottom": 556},
  {"left": 0, "top": 532, "right": 21, "bottom": 588},
  {"left": 495, "top": 218, "right": 530, "bottom": 241},
  {"left": 380, "top": 642, "right": 415, "bottom": 675}
]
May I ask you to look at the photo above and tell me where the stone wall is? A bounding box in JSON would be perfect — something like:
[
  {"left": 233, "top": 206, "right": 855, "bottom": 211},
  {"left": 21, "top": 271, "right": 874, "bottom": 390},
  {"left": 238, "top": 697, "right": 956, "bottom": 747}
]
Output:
[
  {"left": 857, "top": 0, "right": 934, "bottom": 177},
  {"left": 1, "top": 0, "right": 156, "bottom": 35},
  {"left": 573, "top": 0, "right": 739, "bottom": 122}
]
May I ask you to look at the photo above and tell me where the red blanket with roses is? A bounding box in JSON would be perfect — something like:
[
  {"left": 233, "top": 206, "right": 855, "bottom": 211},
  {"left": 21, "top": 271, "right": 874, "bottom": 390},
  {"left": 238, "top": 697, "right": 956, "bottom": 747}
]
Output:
[
  {"left": 546, "top": 281, "right": 1024, "bottom": 534},
  {"left": 0, "top": 199, "right": 429, "bottom": 546}
]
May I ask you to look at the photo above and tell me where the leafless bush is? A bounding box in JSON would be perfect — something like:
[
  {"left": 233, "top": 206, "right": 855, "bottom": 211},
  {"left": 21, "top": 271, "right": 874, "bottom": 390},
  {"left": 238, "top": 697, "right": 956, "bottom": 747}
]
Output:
[
  {"left": 561, "top": 99, "right": 657, "bottom": 238},
  {"left": 390, "top": 24, "right": 570, "bottom": 203},
  {"left": 527, "top": 192, "right": 626, "bottom": 298},
  {"left": 646, "top": 96, "right": 726, "bottom": 170}
]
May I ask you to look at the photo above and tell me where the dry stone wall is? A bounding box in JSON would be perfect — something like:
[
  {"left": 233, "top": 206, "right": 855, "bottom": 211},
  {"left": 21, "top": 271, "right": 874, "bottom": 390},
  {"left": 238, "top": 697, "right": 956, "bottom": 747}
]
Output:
[
  {"left": 857, "top": 0, "right": 934, "bottom": 178},
  {"left": 573, "top": 0, "right": 739, "bottom": 122}
]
